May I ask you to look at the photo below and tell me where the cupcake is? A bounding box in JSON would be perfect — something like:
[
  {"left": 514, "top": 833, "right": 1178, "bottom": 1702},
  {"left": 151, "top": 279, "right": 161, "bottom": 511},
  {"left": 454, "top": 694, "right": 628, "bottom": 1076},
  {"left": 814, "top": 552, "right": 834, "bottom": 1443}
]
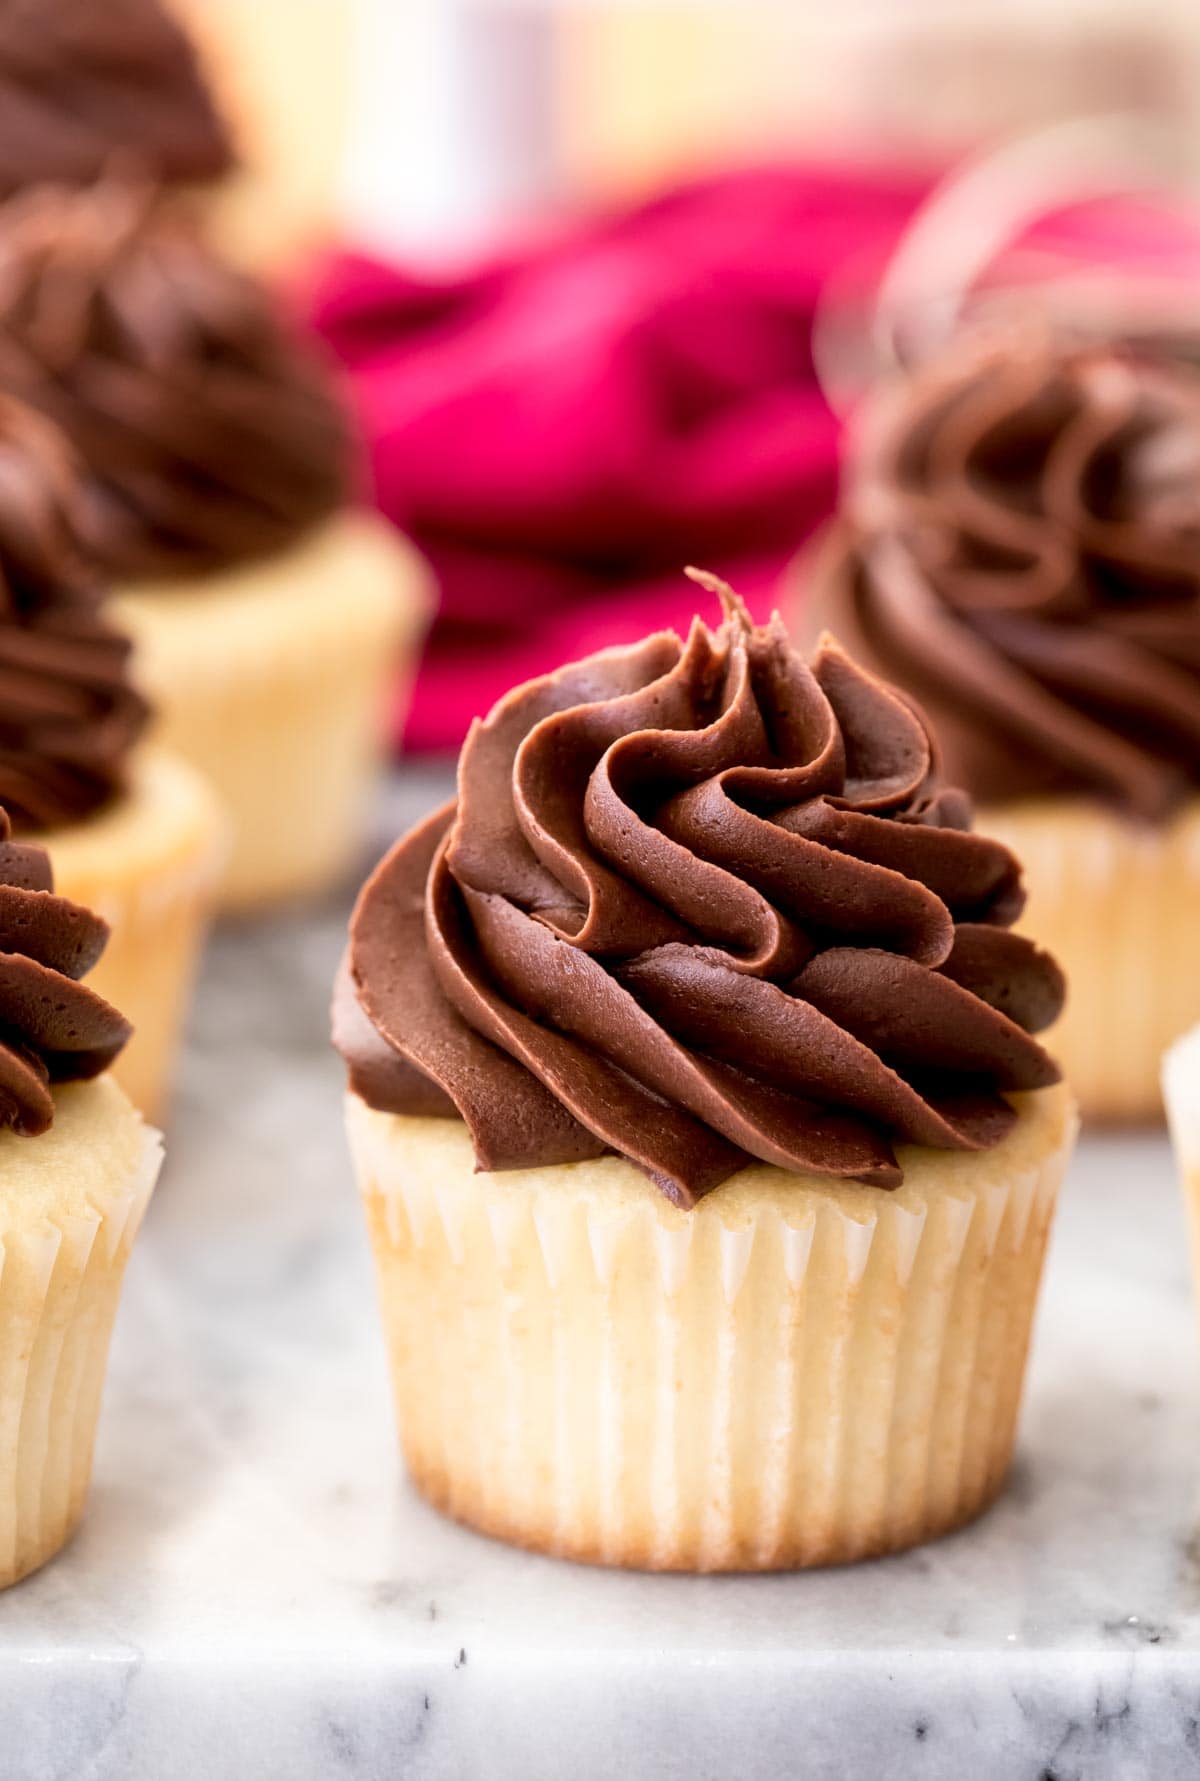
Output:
[
  {"left": 335, "top": 573, "right": 1076, "bottom": 1571},
  {"left": 0, "top": 806, "right": 162, "bottom": 1587},
  {"left": 0, "top": 392, "right": 224, "bottom": 1119},
  {"left": 0, "top": 0, "right": 233, "bottom": 199},
  {"left": 0, "top": 176, "right": 429, "bottom": 910},
  {"left": 803, "top": 326, "right": 1200, "bottom": 1123}
]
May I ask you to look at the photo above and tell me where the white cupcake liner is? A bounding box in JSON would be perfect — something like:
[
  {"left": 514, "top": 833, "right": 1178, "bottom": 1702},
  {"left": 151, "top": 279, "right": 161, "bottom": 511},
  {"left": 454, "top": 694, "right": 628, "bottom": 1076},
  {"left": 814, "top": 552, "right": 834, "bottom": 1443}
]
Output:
[
  {"left": 984, "top": 796, "right": 1200, "bottom": 1123},
  {"left": 114, "top": 510, "right": 431, "bottom": 910},
  {"left": 350, "top": 1095, "right": 1073, "bottom": 1571},
  {"left": 0, "top": 1126, "right": 162, "bottom": 1587}
]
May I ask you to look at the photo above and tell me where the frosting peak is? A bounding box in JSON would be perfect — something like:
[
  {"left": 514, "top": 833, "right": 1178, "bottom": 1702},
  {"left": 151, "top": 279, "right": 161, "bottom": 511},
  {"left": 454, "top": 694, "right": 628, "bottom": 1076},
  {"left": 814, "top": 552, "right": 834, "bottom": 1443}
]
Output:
[
  {"left": 338, "top": 586, "right": 1063, "bottom": 1205},
  {"left": 0, "top": 177, "right": 351, "bottom": 580},
  {"left": 0, "top": 803, "right": 130, "bottom": 1133},
  {"left": 0, "top": 394, "right": 148, "bottom": 831},
  {"left": 812, "top": 328, "right": 1200, "bottom": 819}
]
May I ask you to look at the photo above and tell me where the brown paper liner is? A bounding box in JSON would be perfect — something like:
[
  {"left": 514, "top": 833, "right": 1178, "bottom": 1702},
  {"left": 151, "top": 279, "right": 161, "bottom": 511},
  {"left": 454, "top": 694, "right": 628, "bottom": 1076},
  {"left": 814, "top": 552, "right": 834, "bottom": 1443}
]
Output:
[
  {"left": 983, "top": 796, "right": 1200, "bottom": 1123},
  {"left": 114, "top": 508, "right": 431, "bottom": 912},
  {"left": 347, "top": 1084, "right": 1076, "bottom": 1571},
  {"left": 0, "top": 1079, "right": 161, "bottom": 1589},
  {"left": 48, "top": 749, "right": 228, "bottom": 1126}
]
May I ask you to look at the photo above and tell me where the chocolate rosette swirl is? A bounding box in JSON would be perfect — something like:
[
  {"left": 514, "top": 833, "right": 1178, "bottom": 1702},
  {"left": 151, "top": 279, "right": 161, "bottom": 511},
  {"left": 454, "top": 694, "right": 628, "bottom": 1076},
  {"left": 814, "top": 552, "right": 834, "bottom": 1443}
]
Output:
[
  {"left": 812, "top": 330, "right": 1200, "bottom": 819},
  {"left": 0, "top": 0, "right": 233, "bottom": 194},
  {"left": 0, "top": 803, "right": 130, "bottom": 1132},
  {"left": 339, "top": 582, "right": 1064, "bottom": 1206},
  {"left": 0, "top": 177, "right": 351, "bottom": 580},
  {"left": 0, "top": 394, "right": 148, "bottom": 830}
]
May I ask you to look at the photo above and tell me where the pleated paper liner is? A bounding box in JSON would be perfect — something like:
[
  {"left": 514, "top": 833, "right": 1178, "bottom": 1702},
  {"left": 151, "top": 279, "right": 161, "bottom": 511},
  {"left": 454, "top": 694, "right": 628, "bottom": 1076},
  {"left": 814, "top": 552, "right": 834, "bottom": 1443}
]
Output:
[
  {"left": 49, "top": 749, "right": 229, "bottom": 1126},
  {"left": 0, "top": 1080, "right": 162, "bottom": 1589},
  {"left": 982, "top": 795, "right": 1200, "bottom": 1124},
  {"left": 348, "top": 1083, "right": 1076, "bottom": 1572},
  {"left": 113, "top": 508, "right": 431, "bottom": 911}
]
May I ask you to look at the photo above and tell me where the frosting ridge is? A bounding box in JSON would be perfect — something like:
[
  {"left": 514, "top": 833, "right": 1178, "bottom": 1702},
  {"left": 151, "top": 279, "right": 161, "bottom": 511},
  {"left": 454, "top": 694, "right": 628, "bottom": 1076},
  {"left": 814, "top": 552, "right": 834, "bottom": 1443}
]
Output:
[
  {"left": 0, "top": 802, "right": 130, "bottom": 1132},
  {"left": 812, "top": 329, "right": 1200, "bottom": 818},
  {"left": 339, "top": 579, "right": 1063, "bottom": 1205}
]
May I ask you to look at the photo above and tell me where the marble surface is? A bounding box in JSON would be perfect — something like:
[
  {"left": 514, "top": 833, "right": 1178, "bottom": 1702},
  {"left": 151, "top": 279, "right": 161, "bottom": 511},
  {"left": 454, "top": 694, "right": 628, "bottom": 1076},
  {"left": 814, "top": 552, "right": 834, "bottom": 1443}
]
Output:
[{"left": 3, "top": 765, "right": 1199, "bottom": 1780}]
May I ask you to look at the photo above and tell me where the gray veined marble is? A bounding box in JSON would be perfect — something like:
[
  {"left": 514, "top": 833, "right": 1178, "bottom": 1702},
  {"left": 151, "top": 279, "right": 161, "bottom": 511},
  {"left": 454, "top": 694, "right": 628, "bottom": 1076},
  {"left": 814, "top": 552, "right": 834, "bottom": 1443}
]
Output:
[{"left": 2, "top": 764, "right": 1199, "bottom": 1780}]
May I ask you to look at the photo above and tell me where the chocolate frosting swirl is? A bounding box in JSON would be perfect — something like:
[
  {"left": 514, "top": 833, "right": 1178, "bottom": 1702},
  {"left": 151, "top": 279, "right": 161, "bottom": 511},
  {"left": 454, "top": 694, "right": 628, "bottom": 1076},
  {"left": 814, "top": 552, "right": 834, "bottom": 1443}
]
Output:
[
  {"left": 0, "top": 178, "right": 352, "bottom": 580},
  {"left": 0, "top": 393, "right": 148, "bottom": 830},
  {"left": 811, "top": 329, "right": 1200, "bottom": 820},
  {"left": 0, "top": 801, "right": 130, "bottom": 1133},
  {"left": 0, "top": 0, "right": 233, "bottom": 193},
  {"left": 337, "top": 578, "right": 1064, "bottom": 1205}
]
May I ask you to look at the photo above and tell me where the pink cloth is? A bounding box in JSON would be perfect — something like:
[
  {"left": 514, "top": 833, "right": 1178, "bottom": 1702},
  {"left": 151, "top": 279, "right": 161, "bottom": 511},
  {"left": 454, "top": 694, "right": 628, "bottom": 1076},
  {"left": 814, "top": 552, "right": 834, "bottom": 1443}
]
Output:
[{"left": 310, "top": 164, "right": 1200, "bottom": 751}]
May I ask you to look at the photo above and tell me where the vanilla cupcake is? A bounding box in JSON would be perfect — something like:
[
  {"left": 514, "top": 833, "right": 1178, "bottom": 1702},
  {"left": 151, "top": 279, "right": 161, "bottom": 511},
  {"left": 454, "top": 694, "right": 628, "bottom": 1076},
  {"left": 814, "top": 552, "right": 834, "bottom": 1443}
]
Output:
[
  {"left": 803, "top": 327, "right": 1200, "bottom": 1123},
  {"left": 0, "top": 806, "right": 162, "bottom": 1587},
  {"left": 0, "top": 394, "right": 224, "bottom": 1119},
  {"left": 335, "top": 574, "right": 1075, "bottom": 1571},
  {"left": 0, "top": 177, "right": 429, "bottom": 910}
]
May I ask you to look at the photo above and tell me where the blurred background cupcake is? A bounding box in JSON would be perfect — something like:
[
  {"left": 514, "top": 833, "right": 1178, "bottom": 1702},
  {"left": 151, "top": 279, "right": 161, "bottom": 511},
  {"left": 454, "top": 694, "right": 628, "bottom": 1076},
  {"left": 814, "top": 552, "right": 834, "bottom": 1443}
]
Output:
[
  {"left": 0, "top": 176, "right": 428, "bottom": 911},
  {"left": 0, "top": 0, "right": 353, "bottom": 273},
  {"left": 800, "top": 324, "right": 1200, "bottom": 1122},
  {"left": 0, "top": 392, "right": 224, "bottom": 1118}
]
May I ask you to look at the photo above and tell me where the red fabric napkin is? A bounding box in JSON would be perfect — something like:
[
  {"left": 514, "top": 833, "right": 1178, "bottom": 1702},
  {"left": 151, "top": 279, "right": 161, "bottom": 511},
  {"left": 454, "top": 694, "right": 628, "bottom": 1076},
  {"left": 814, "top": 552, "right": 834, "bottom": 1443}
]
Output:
[{"left": 310, "top": 163, "right": 1200, "bottom": 752}]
